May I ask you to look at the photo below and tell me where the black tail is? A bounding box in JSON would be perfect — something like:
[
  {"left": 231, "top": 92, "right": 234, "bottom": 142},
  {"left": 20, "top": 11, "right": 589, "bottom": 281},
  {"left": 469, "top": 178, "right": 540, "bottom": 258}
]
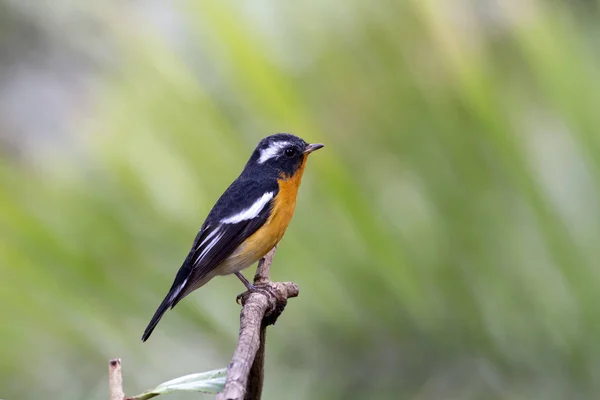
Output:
[
  {"left": 142, "top": 253, "right": 196, "bottom": 341},
  {"left": 141, "top": 292, "right": 176, "bottom": 342}
]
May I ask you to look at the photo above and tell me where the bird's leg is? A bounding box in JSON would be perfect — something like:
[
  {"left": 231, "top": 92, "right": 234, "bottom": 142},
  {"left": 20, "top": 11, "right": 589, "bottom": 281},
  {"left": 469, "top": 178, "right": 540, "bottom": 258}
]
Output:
[
  {"left": 234, "top": 272, "right": 254, "bottom": 290},
  {"left": 234, "top": 272, "right": 277, "bottom": 304}
]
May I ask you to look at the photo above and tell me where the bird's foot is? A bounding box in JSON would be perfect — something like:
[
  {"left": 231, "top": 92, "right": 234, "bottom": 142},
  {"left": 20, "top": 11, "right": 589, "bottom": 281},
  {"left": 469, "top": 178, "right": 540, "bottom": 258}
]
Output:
[{"left": 236, "top": 283, "right": 278, "bottom": 305}]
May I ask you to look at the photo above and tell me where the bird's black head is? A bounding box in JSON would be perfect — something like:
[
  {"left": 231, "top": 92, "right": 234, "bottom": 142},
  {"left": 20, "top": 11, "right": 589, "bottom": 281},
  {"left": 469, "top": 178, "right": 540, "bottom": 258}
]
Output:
[{"left": 243, "top": 133, "right": 324, "bottom": 179}]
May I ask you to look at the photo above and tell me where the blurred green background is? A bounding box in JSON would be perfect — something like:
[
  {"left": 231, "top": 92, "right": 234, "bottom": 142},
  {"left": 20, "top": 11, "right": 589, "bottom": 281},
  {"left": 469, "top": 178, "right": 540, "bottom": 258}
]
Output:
[{"left": 2, "top": 0, "right": 600, "bottom": 399}]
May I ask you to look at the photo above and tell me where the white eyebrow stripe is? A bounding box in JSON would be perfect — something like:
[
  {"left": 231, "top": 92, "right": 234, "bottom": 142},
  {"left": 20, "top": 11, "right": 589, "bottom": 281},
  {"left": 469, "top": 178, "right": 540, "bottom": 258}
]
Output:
[
  {"left": 258, "top": 141, "right": 291, "bottom": 164},
  {"left": 220, "top": 192, "right": 274, "bottom": 224}
]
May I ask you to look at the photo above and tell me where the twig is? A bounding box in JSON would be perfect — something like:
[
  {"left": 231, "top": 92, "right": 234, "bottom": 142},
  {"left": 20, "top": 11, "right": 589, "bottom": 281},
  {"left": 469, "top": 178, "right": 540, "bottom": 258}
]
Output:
[
  {"left": 216, "top": 246, "right": 299, "bottom": 400},
  {"left": 109, "top": 359, "right": 125, "bottom": 400},
  {"left": 107, "top": 358, "right": 225, "bottom": 400},
  {"left": 254, "top": 244, "right": 279, "bottom": 285}
]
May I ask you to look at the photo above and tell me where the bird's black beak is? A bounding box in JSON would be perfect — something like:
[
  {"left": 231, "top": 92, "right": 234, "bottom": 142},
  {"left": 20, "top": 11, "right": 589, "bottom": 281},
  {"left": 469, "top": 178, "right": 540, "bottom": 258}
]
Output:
[{"left": 304, "top": 143, "right": 325, "bottom": 154}]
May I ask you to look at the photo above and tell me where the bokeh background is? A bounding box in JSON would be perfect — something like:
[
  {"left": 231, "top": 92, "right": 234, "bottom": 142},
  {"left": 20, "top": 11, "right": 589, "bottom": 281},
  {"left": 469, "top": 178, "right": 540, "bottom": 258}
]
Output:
[{"left": 2, "top": 0, "right": 600, "bottom": 399}]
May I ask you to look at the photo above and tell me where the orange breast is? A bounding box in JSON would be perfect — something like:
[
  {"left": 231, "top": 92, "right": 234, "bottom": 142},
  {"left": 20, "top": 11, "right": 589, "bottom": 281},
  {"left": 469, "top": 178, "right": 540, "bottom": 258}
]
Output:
[{"left": 230, "top": 154, "right": 308, "bottom": 268}]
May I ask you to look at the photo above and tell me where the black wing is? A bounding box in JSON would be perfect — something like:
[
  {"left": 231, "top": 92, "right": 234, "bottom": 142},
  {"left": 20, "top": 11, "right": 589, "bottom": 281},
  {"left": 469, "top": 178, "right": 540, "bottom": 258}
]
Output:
[{"left": 141, "top": 178, "right": 278, "bottom": 341}]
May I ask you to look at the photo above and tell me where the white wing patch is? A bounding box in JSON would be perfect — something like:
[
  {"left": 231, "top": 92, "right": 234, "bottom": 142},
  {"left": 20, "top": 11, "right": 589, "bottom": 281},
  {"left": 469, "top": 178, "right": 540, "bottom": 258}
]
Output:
[
  {"left": 258, "top": 141, "right": 291, "bottom": 164},
  {"left": 220, "top": 191, "right": 274, "bottom": 224},
  {"left": 169, "top": 277, "right": 188, "bottom": 302},
  {"left": 195, "top": 227, "right": 223, "bottom": 264}
]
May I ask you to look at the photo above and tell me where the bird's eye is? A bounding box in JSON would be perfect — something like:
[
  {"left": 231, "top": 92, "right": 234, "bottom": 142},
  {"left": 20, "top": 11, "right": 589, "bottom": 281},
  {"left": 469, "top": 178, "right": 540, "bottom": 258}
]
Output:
[{"left": 284, "top": 148, "right": 297, "bottom": 158}]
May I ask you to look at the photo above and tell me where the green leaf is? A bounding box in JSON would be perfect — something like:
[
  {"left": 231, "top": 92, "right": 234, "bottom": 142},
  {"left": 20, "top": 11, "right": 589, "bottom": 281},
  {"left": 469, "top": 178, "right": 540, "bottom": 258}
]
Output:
[{"left": 127, "top": 368, "right": 227, "bottom": 400}]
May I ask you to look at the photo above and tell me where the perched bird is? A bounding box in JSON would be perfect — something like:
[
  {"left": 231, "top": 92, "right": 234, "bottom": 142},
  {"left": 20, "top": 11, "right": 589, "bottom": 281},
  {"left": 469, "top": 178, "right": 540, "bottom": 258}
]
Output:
[{"left": 141, "top": 133, "right": 324, "bottom": 341}]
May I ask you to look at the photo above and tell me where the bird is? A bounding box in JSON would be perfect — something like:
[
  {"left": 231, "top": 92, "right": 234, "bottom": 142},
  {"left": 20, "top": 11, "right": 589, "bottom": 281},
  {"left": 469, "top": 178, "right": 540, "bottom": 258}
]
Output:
[{"left": 141, "top": 133, "right": 324, "bottom": 341}]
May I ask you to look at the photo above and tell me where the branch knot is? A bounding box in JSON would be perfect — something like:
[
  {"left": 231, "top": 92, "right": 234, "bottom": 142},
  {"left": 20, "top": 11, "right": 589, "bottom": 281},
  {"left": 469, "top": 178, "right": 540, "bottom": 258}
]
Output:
[{"left": 238, "top": 282, "right": 299, "bottom": 326}]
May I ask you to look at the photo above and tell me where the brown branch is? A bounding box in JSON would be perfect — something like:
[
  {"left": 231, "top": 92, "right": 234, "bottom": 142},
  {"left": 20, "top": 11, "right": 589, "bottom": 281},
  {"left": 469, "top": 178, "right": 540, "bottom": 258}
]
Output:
[
  {"left": 109, "top": 359, "right": 125, "bottom": 400},
  {"left": 217, "top": 246, "right": 300, "bottom": 400},
  {"left": 244, "top": 325, "right": 267, "bottom": 400},
  {"left": 244, "top": 247, "right": 278, "bottom": 400},
  {"left": 254, "top": 244, "right": 278, "bottom": 285}
]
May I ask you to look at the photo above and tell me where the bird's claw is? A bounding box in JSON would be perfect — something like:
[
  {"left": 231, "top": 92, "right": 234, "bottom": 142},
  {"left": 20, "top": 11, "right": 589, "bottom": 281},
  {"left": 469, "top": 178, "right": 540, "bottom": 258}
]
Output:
[{"left": 236, "top": 284, "right": 277, "bottom": 305}]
